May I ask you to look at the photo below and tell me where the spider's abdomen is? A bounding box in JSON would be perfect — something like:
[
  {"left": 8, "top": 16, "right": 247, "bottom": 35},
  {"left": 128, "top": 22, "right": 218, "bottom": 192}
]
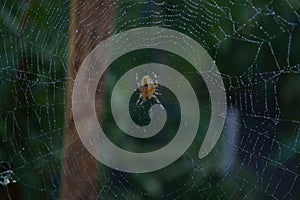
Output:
[{"left": 140, "top": 85, "right": 156, "bottom": 99}]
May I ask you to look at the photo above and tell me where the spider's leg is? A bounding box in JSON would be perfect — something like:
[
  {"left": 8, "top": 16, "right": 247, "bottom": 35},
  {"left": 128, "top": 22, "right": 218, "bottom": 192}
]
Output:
[
  {"left": 152, "top": 95, "right": 161, "bottom": 104},
  {"left": 136, "top": 93, "right": 143, "bottom": 105},
  {"left": 139, "top": 97, "right": 146, "bottom": 105},
  {"left": 155, "top": 97, "right": 161, "bottom": 104},
  {"left": 151, "top": 71, "right": 158, "bottom": 79},
  {"left": 154, "top": 77, "right": 159, "bottom": 87},
  {"left": 136, "top": 73, "right": 140, "bottom": 87},
  {"left": 151, "top": 72, "right": 159, "bottom": 87},
  {"left": 153, "top": 96, "right": 164, "bottom": 109}
]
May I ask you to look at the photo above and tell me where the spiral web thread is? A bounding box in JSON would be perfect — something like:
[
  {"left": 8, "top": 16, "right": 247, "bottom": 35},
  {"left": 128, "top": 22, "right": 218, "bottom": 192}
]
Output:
[{"left": 0, "top": 0, "right": 300, "bottom": 199}]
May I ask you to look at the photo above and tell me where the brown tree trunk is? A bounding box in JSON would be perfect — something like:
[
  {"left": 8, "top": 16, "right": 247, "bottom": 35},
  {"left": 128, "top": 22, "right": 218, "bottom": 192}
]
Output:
[{"left": 60, "top": 0, "right": 116, "bottom": 199}]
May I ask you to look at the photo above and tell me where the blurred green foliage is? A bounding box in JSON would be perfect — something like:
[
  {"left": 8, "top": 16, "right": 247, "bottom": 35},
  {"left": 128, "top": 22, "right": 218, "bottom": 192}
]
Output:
[
  {"left": 0, "top": 0, "right": 69, "bottom": 199},
  {"left": 0, "top": 0, "right": 300, "bottom": 199}
]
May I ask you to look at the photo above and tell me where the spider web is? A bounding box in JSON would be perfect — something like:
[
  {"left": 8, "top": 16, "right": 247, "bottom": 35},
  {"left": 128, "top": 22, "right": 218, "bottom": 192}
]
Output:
[{"left": 1, "top": 0, "right": 300, "bottom": 199}]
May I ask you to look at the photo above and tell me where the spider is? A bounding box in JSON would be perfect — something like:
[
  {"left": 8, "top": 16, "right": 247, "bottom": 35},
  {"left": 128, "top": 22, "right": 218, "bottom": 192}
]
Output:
[{"left": 136, "top": 72, "right": 161, "bottom": 105}]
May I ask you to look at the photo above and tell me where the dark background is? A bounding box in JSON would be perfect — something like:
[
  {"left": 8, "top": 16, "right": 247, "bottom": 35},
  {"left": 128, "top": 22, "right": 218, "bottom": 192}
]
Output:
[{"left": 1, "top": 0, "right": 300, "bottom": 199}]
